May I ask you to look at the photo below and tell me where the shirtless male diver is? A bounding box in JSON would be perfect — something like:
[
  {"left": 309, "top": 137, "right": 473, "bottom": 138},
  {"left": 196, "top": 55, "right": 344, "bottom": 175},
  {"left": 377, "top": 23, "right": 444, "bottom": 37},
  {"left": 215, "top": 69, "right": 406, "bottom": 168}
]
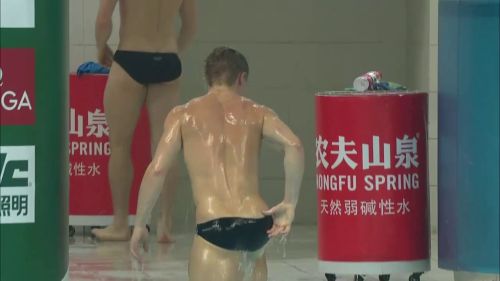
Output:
[
  {"left": 92, "top": 0, "right": 197, "bottom": 242},
  {"left": 130, "top": 47, "right": 305, "bottom": 281}
]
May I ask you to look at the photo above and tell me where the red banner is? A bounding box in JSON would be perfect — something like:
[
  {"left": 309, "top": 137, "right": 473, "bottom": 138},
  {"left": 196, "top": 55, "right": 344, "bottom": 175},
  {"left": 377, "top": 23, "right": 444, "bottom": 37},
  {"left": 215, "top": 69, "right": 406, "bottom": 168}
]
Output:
[
  {"left": 69, "top": 74, "right": 150, "bottom": 217},
  {"left": 316, "top": 92, "right": 429, "bottom": 269},
  {"left": 0, "top": 48, "right": 36, "bottom": 125}
]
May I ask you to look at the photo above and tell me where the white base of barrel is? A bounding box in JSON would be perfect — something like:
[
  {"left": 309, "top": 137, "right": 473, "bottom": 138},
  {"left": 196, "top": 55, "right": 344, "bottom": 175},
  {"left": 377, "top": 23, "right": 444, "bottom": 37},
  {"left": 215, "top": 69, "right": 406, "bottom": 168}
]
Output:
[{"left": 319, "top": 259, "right": 430, "bottom": 275}]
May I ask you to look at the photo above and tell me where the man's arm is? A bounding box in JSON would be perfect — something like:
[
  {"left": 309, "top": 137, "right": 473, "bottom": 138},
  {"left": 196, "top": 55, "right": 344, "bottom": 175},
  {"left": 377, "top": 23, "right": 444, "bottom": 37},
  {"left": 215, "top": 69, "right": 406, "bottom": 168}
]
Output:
[
  {"left": 262, "top": 107, "right": 304, "bottom": 206},
  {"left": 134, "top": 107, "right": 183, "bottom": 228},
  {"left": 261, "top": 107, "right": 304, "bottom": 237},
  {"left": 95, "top": 0, "right": 118, "bottom": 66},
  {"left": 130, "top": 106, "right": 183, "bottom": 260},
  {"left": 177, "top": 0, "right": 197, "bottom": 53}
]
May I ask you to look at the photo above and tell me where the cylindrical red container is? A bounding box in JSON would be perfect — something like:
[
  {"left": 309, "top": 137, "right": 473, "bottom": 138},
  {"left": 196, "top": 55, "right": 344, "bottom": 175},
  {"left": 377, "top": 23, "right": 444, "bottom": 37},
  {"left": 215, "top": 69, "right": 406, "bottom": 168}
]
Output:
[
  {"left": 316, "top": 91, "right": 430, "bottom": 274},
  {"left": 68, "top": 74, "right": 151, "bottom": 225}
]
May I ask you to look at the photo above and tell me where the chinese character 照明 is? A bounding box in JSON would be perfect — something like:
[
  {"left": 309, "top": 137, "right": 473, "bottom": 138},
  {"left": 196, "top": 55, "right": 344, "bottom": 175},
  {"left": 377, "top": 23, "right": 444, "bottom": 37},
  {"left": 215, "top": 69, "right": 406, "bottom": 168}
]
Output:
[
  {"left": 1, "top": 196, "right": 10, "bottom": 217},
  {"left": 11, "top": 195, "right": 28, "bottom": 216}
]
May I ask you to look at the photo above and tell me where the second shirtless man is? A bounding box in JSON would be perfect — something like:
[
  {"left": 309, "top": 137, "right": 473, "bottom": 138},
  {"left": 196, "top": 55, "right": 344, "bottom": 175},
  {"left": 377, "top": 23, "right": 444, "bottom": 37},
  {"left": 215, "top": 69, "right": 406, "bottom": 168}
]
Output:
[{"left": 93, "top": 0, "right": 197, "bottom": 242}]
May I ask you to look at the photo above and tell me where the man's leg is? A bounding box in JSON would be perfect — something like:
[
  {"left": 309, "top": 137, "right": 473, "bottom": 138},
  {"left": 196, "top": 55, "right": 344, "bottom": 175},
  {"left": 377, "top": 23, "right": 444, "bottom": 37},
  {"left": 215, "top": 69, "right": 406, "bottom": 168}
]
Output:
[
  {"left": 92, "top": 63, "right": 146, "bottom": 241},
  {"left": 189, "top": 236, "right": 268, "bottom": 281},
  {"left": 252, "top": 255, "right": 267, "bottom": 281},
  {"left": 145, "top": 81, "right": 180, "bottom": 243}
]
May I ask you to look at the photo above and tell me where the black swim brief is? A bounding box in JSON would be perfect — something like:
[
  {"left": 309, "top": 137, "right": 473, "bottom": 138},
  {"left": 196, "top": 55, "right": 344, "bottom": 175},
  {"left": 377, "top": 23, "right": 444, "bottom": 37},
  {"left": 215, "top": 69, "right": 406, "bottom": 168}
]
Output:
[
  {"left": 196, "top": 216, "right": 274, "bottom": 252},
  {"left": 113, "top": 50, "right": 182, "bottom": 85}
]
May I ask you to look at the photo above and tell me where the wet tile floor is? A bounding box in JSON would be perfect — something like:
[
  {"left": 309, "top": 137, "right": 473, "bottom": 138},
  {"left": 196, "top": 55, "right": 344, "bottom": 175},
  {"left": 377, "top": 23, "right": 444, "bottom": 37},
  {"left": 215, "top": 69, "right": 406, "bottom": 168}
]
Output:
[{"left": 69, "top": 226, "right": 493, "bottom": 281}]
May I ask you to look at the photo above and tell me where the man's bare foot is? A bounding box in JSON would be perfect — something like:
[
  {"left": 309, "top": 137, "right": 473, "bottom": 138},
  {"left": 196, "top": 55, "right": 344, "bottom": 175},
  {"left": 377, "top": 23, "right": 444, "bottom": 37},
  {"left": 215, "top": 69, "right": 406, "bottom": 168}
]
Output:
[
  {"left": 91, "top": 224, "right": 130, "bottom": 241},
  {"left": 156, "top": 219, "right": 174, "bottom": 243}
]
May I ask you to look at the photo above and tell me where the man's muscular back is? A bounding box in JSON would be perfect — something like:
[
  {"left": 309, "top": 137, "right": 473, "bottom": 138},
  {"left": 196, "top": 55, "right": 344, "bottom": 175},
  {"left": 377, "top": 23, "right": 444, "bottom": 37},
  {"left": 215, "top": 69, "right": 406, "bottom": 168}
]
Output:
[
  {"left": 96, "top": 0, "right": 195, "bottom": 66},
  {"left": 131, "top": 48, "right": 304, "bottom": 259},
  {"left": 178, "top": 93, "right": 270, "bottom": 223},
  {"left": 118, "top": 0, "right": 183, "bottom": 51}
]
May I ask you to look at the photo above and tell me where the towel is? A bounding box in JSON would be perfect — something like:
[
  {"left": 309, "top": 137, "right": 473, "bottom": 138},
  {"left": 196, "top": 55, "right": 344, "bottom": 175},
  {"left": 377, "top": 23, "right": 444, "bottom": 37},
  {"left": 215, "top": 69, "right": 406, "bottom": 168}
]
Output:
[{"left": 76, "top": 61, "right": 110, "bottom": 76}]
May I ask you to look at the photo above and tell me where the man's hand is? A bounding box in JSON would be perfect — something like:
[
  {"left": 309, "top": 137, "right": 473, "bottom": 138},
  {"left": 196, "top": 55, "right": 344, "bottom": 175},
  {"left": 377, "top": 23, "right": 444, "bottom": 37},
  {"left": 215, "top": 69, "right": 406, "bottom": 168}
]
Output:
[
  {"left": 97, "top": 44, "right": 113, "bottom": 67},
  {"left": 130, "top": 226, "right": 149, "bottom": 263},
  {"left": 263, "top": 202, "right": 296, "bottom": 238}
]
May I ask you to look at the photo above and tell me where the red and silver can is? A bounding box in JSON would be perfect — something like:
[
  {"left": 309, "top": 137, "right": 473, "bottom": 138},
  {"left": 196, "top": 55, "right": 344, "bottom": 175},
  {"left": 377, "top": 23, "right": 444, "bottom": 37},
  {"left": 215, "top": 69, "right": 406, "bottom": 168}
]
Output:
[{"left": 353, "top": 71, "right": 382, "bottom": 91}]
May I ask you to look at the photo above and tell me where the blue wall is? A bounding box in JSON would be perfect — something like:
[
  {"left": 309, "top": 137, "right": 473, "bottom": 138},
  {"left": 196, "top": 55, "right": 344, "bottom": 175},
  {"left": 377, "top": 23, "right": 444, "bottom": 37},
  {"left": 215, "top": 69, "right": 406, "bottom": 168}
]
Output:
[{"left": 438, "top": 0, "right": 499, "bottom": 273}]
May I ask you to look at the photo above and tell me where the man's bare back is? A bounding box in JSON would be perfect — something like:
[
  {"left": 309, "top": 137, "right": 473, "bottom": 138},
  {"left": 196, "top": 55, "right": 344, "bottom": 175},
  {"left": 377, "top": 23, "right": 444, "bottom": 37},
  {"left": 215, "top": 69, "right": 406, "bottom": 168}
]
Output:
[
  {"left": 179, "top": 91, "right": 270, "bottom": 223},
  {"left": 117, "top": 0, "right": 183, "bottom": 52},
  {"left": 96, "top": 0, "right": 196, "bottom": 66}
]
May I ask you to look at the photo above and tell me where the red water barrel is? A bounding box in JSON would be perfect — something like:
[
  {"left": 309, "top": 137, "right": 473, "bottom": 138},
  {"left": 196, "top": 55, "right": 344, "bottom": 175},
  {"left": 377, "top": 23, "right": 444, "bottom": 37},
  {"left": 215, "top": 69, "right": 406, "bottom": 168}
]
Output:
[
  {"left": 316, "top": 92, "right": 430, "bottom": 274},
  {"left": 69, "top": 74, "right": 151, "bottom": 225}
]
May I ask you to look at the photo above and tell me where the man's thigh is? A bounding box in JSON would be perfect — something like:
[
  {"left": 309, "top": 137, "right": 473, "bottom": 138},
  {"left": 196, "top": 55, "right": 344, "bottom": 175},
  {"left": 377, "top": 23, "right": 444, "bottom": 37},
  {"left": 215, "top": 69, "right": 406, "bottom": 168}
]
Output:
[{"left": 188, "top": 236, "right": 267, "bottom": 281}]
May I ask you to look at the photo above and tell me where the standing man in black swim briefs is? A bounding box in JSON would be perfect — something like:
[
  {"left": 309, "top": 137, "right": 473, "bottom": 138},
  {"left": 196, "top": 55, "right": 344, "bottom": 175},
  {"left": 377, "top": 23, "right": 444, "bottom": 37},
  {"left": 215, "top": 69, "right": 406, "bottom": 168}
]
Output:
[
  {"left": 92, "top": 0, "right": 197, "bottom": 242},
  {"left": 130, "top": 47, "right": 305, "bottom": 281}
]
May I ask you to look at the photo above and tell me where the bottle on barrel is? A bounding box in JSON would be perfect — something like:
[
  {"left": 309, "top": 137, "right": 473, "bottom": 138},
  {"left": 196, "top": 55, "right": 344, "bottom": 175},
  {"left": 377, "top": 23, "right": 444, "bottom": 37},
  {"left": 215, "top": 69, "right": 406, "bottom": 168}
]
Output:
[{"left": 353, "top": 71, "right": 382, "bottom": 91}]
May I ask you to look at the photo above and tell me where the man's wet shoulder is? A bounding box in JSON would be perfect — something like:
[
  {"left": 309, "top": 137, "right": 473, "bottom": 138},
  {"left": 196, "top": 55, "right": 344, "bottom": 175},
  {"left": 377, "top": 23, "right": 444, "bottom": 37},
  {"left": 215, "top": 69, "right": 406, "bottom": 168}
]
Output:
[
  {"left": 239, "top": 97, "right": 267, "bottom": 112},
  {"left": 183, "top": 96, "right": 206, "bottom": 109}
]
